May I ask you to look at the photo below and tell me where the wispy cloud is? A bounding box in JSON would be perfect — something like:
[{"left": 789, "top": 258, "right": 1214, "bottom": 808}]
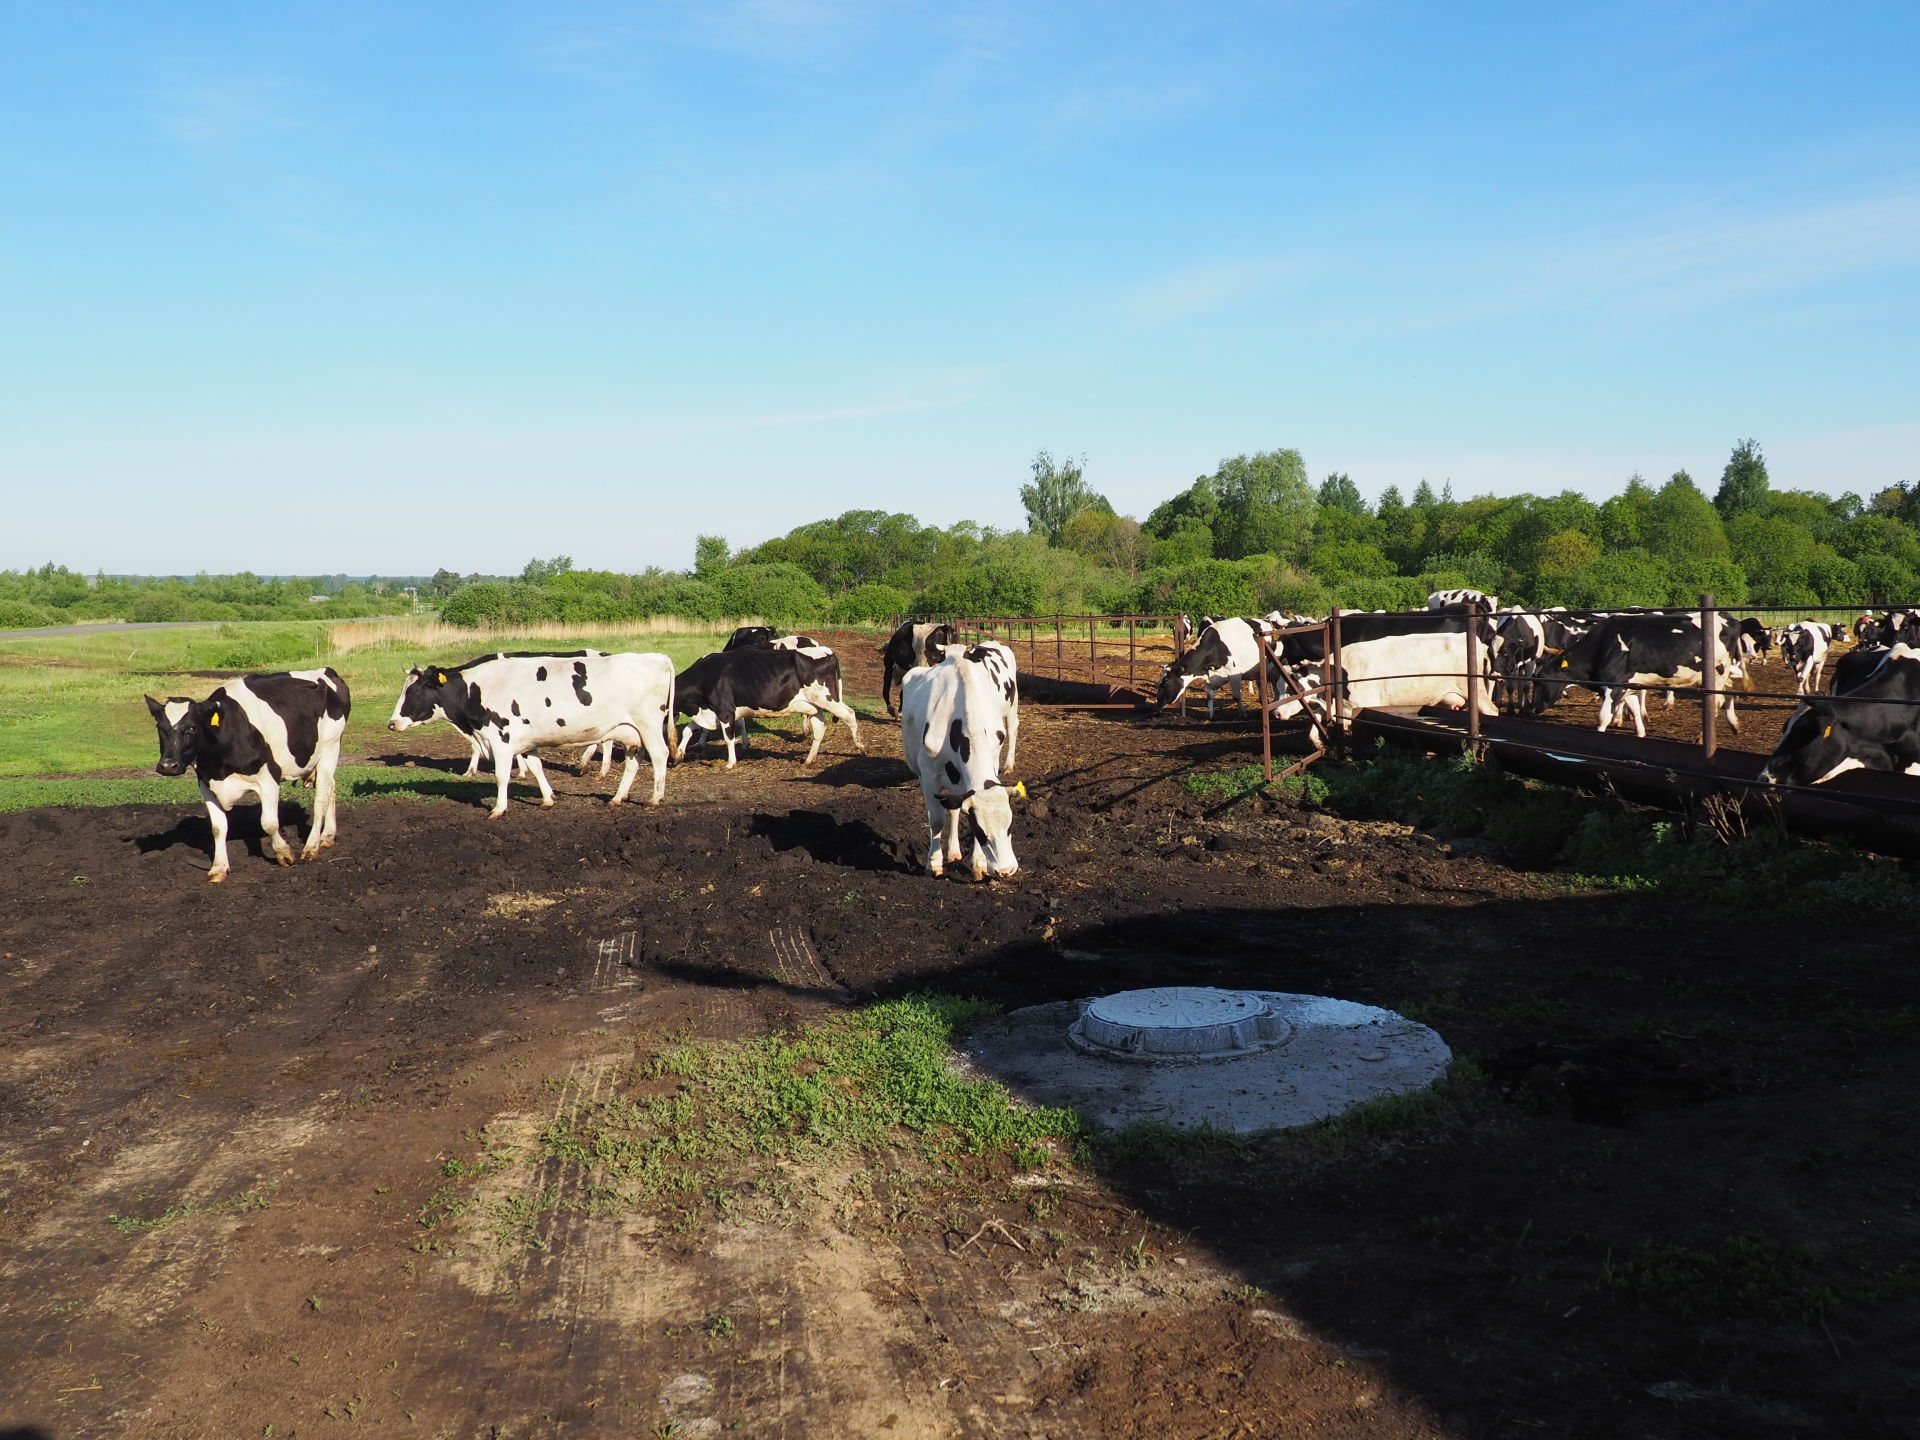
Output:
[
  {"left": 151, "top": 70, "right": 310, "bottom": 152},
  {"left": 395, "top": 372, "right": 994, "bottom": 455},
  {"left": 1117, "top": 256, "right": 1308, "bottom": 324},
  {"left": 1383, "top": 183, "right": 1920, "bottom": 334}
]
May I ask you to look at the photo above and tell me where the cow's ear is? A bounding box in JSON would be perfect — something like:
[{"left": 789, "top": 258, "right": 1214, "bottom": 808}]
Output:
[{"left": 144, "top": 695, "right": 163, "bottom": 716}]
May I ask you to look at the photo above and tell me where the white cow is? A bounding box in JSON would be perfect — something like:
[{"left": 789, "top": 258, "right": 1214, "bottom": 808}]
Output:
[
  {"left": 901, "top": 649, "right": 1022, "bottom": 880},
  {"left": 388, "top": 652, "right": 675, "bottom": 817}
]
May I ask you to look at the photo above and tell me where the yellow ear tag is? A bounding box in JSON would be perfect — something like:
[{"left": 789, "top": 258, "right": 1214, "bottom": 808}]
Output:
[
  {"left": 436, "top": 671, "right": 448, "bottom": 685},
  {"left": 1822, "top": 725, "right": 1832, "bottom": 737},
  {"left": 208, "top": 711, "right": 219, "bottom": 726},
  {"left": 1014, "top": 781, "right": 1027, "bottom": 799}
]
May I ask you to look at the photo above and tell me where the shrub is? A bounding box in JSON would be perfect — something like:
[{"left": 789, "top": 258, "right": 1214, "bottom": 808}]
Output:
[
  {"left": 0, "top": 599, "right": 57, "bottom": 629},
  {"left": 440, "top": 582, "right": 557, "bottom": 628},
  {"left": 212, "top": 625, "right": 319, "bottom": 671},
  {"left": 825, "top": 583, "right": 911, "bottom": 625}
]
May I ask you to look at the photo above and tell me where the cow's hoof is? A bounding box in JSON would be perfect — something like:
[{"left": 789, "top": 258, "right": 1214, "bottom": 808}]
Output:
[
  {"left": 274, "top": 854, "right": 294, "bottom": 868},
  {"left": 486, "top": 810, "right": 508, "bottom": 820},
  {"left": 207, "top": 871, "right": 227, "bottom": 884}
]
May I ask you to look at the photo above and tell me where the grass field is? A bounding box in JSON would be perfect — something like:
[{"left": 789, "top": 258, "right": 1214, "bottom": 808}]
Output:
[{"left": 0, "top": 619, "right": 817, "bottom": 796}]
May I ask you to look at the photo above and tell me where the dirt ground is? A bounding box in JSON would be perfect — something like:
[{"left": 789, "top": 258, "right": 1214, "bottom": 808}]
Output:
[{"left": 2, "top": 636, "right": 1917, "bottom": 1439}]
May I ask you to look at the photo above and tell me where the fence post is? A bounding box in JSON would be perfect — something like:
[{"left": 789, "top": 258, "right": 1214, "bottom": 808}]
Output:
[
  {"left": 1701, "top": 592, "right": 1718, "bottom": 764},
  {"left": 1088, "top": 616, "right": 1098, "bottom": 686},
  {"left": 1257, "top": 631, "right": 1273, "bottom": 784},
  {"left": 1328, "top": 607, "right": 1345, "bottom": 759},
  {"left": 1465, "top": 613, "right": 1482, "bottom": 759},
  {"left": 1055, "top": 614, "right": 1064, "bottom": 677},
  {"left": 1128, "top": 617, "right": 1137, "bottom": 694}
]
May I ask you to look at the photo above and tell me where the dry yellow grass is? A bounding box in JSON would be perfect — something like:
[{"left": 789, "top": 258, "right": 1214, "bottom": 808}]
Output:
[{"left": 328, "top": 615, "right": 766, "bottom": 655}]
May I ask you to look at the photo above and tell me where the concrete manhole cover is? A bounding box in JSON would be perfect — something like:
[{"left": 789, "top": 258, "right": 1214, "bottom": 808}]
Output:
[
  {"left": 961, "top": 988, "right": 1451, "bottom": 1135},
  {"left": 1070, "top": 986, "right": 1294, "bottom": 1062}
]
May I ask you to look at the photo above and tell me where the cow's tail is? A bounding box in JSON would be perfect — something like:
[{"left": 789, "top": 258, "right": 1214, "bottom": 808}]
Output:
[{"left": 663, "top": 670, "right": 677, "bottom": 759}]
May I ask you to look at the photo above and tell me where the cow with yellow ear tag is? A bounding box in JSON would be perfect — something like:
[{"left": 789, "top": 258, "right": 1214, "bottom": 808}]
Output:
[{"left": 144, "top": 668, "right": 351, "bottom": 882}]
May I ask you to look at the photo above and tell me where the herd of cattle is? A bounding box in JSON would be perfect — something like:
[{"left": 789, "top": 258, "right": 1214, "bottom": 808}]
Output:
[
  {"left": 1155, "top": 594, "right": 1920, "bottom": 788},
  {"left": 142, "top": 622, "right": 1020, "bottom": 883},
  {"left": 141, "top": 601, "right": 1920, "bottom": 882}
]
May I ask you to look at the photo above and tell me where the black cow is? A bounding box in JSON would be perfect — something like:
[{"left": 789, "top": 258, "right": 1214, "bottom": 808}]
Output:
[
  {"left": 1762, "top": 645, "right": 1920, "bottom": 786},
  {"left": 880, "top": 621, "right": 954, "bottom": 717},
  {"left": 724, "top": 626, "right": 777, "bottom": 650},
  {"left": 1539, "top": 614, "right": 1739, "bottom": 736},
  {"left": 145, "top": 668, "right": 351, "bottom": 883},
  {"left": 675, "top": 647, "right": 862, "bottom": 767}
]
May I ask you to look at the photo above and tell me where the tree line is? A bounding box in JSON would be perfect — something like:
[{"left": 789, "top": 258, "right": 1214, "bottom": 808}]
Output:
[
  {"left": 8, "top": 438, "right": 1915, "bottom": 632},
  {"left": 435, "top": 438, "right": 1920, "bottom": 627},
  {"left": 0, "top": 568, "right": 424, "bottom": 630}
]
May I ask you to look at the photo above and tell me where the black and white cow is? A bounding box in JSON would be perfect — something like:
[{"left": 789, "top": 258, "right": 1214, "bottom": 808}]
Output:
[
  {"left": 1428, "top": 588, "right": 1498, "bottom": 613},
  {"left": 1489, "top": 609, "right": 1589, "bottom": 712},
  {"left": 1154, "top": 617, "right": 1269, "bottom": 718},
  {"left": 388, "top": 652, "right": 675, "bottom": 816},
  {"left": 880, "top": 620, "right": 956, "bottom": 717},
  {"left": 934, "top": 638, "right": 1019, "bottom": 768},
  {"left": 1853, "top": 613, "right": 1880, "bottom": 645},
  {"left": 900, "top": 646, "right": 1022, "bottom": 880},
  {"left": 1266, "top": 610, "right": 1497, "bottom": 727},
  {"left": 415, "top": 652, "right": 610, "bottom": 779},
  {"left": 1780, "top": 621, "right": 1837, "bottom": 695},
  {"left": 674, "top": 647, "right": 861, "bottom": 767},
  {"left": 1883, "top": 609, "right": 1920, "bottom": 648},
  {"left": 1540, "top": 613, "right": 1739, "bottom": 737},
  {"left": 1761, "top": 644, "right": 1920, "bottom": 786},
  {"left": 145, "top": 669, "right": 350, "bottom": 883},
  {"left": 724, "top": 625, "right": 777, "bottom": 650}
]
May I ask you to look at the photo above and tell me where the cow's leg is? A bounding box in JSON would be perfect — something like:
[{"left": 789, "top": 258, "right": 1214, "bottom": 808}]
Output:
[
  {"left": 813, "top": 693, "right": 862, "bottom": 753},
  {"left": 944, "top": 802, "right": 965, "bottom": 866},
  {"left": 301, "top": 758, "right": 338, "bottom": 858},
  {"left": 883, "top": 664, "right": 899, "bottom": 718},
  {"left": 463, "top": 736, "right": 486, "bottom": 777},
  {"left": 487, "top": 740, "right": 516, "bottom": 818},
  {"left": 520, "top": 752, "right": 555, "bottom": 807},
  {"left": 200, "top": 786, "right": 232, "bottom": 883},
  {"left": 598, "top": 742, "right": 614, "bottom": 777},
  {"left": 800, "top": 711, "right": 827, "bottom": 764},
  {"left": 255, "top": 778, "right": 296, "bottom": 866},
  {"left": 1723, "top": 692, "right": 1740, "bottom": 732},
  {"left": 676, "top": 722, "right": 697, "bottom": 761},
  {"left": 1003, "top": 702, "right": 1020, "bottom": 769},
  {"left": 1596, "top": 689, "right": 1617, "bottom": 732},
  {"left": 923, "top": 794, "right": 948, "bottom": 877},
  {"left": 609, "top": 749, "right": 642, "bottom": 806},
  {"left": 722, "top": 723, "right": 740, "bottom": 769},
  {"left": 628, "top": 716, "right": 669, "bottom": 805},
  {"left": 1629, "top": 691, "right": 1648, "bottom": 738}
]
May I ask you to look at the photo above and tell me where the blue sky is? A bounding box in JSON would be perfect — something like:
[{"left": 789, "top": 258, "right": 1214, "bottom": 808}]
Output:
[{"left": 2, "top": 1, "right": 1915, "bottom": 574}]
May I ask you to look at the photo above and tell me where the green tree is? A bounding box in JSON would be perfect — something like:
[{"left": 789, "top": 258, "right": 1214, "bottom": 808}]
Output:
[
  {"left": 1644, "top": 472, "right": 1731, "bottom": 566},
  {"left": 1598, "top": 475, "right": 1655, "bottom": 552},
  {"left": 693, "top": 535, "right": 731, "bottom": 578},
  {"left": 1713, "top": 438, "right": 1770, "bottom": 519},
  {"left": 1316, "top": 472, "right": 1368, "bottom": 515},
  {"left": 1020, "top": 450, "right": 1105, "bottom": 545},
  {"left": 1211, "top": 449, "right": 1317, "bottom": 562}
]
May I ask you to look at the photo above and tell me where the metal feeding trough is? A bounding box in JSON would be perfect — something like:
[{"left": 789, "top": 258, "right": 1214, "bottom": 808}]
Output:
[{"left": 959, "top": 986, "right": 1451, "bottom": 1135}]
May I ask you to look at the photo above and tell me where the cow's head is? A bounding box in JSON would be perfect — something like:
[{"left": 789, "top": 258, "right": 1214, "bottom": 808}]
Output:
[
  {"left": 968, "top": 778, "right": 1021, "bottom": 880},
  {"left": 145, "top": 694, "right": 214, "bottom": 776},
  {"left": 1761, "top": 703, "right": 1859, "bottom": 787},
  {"left": 389, "top": 666, "right": 451, "bottom": 732},
  {"left": 1154, "top": 661, "right": 1198, "bottom": 711},
  {"left": 920, "top": 624, "right": 955, "bottom": 666}
]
